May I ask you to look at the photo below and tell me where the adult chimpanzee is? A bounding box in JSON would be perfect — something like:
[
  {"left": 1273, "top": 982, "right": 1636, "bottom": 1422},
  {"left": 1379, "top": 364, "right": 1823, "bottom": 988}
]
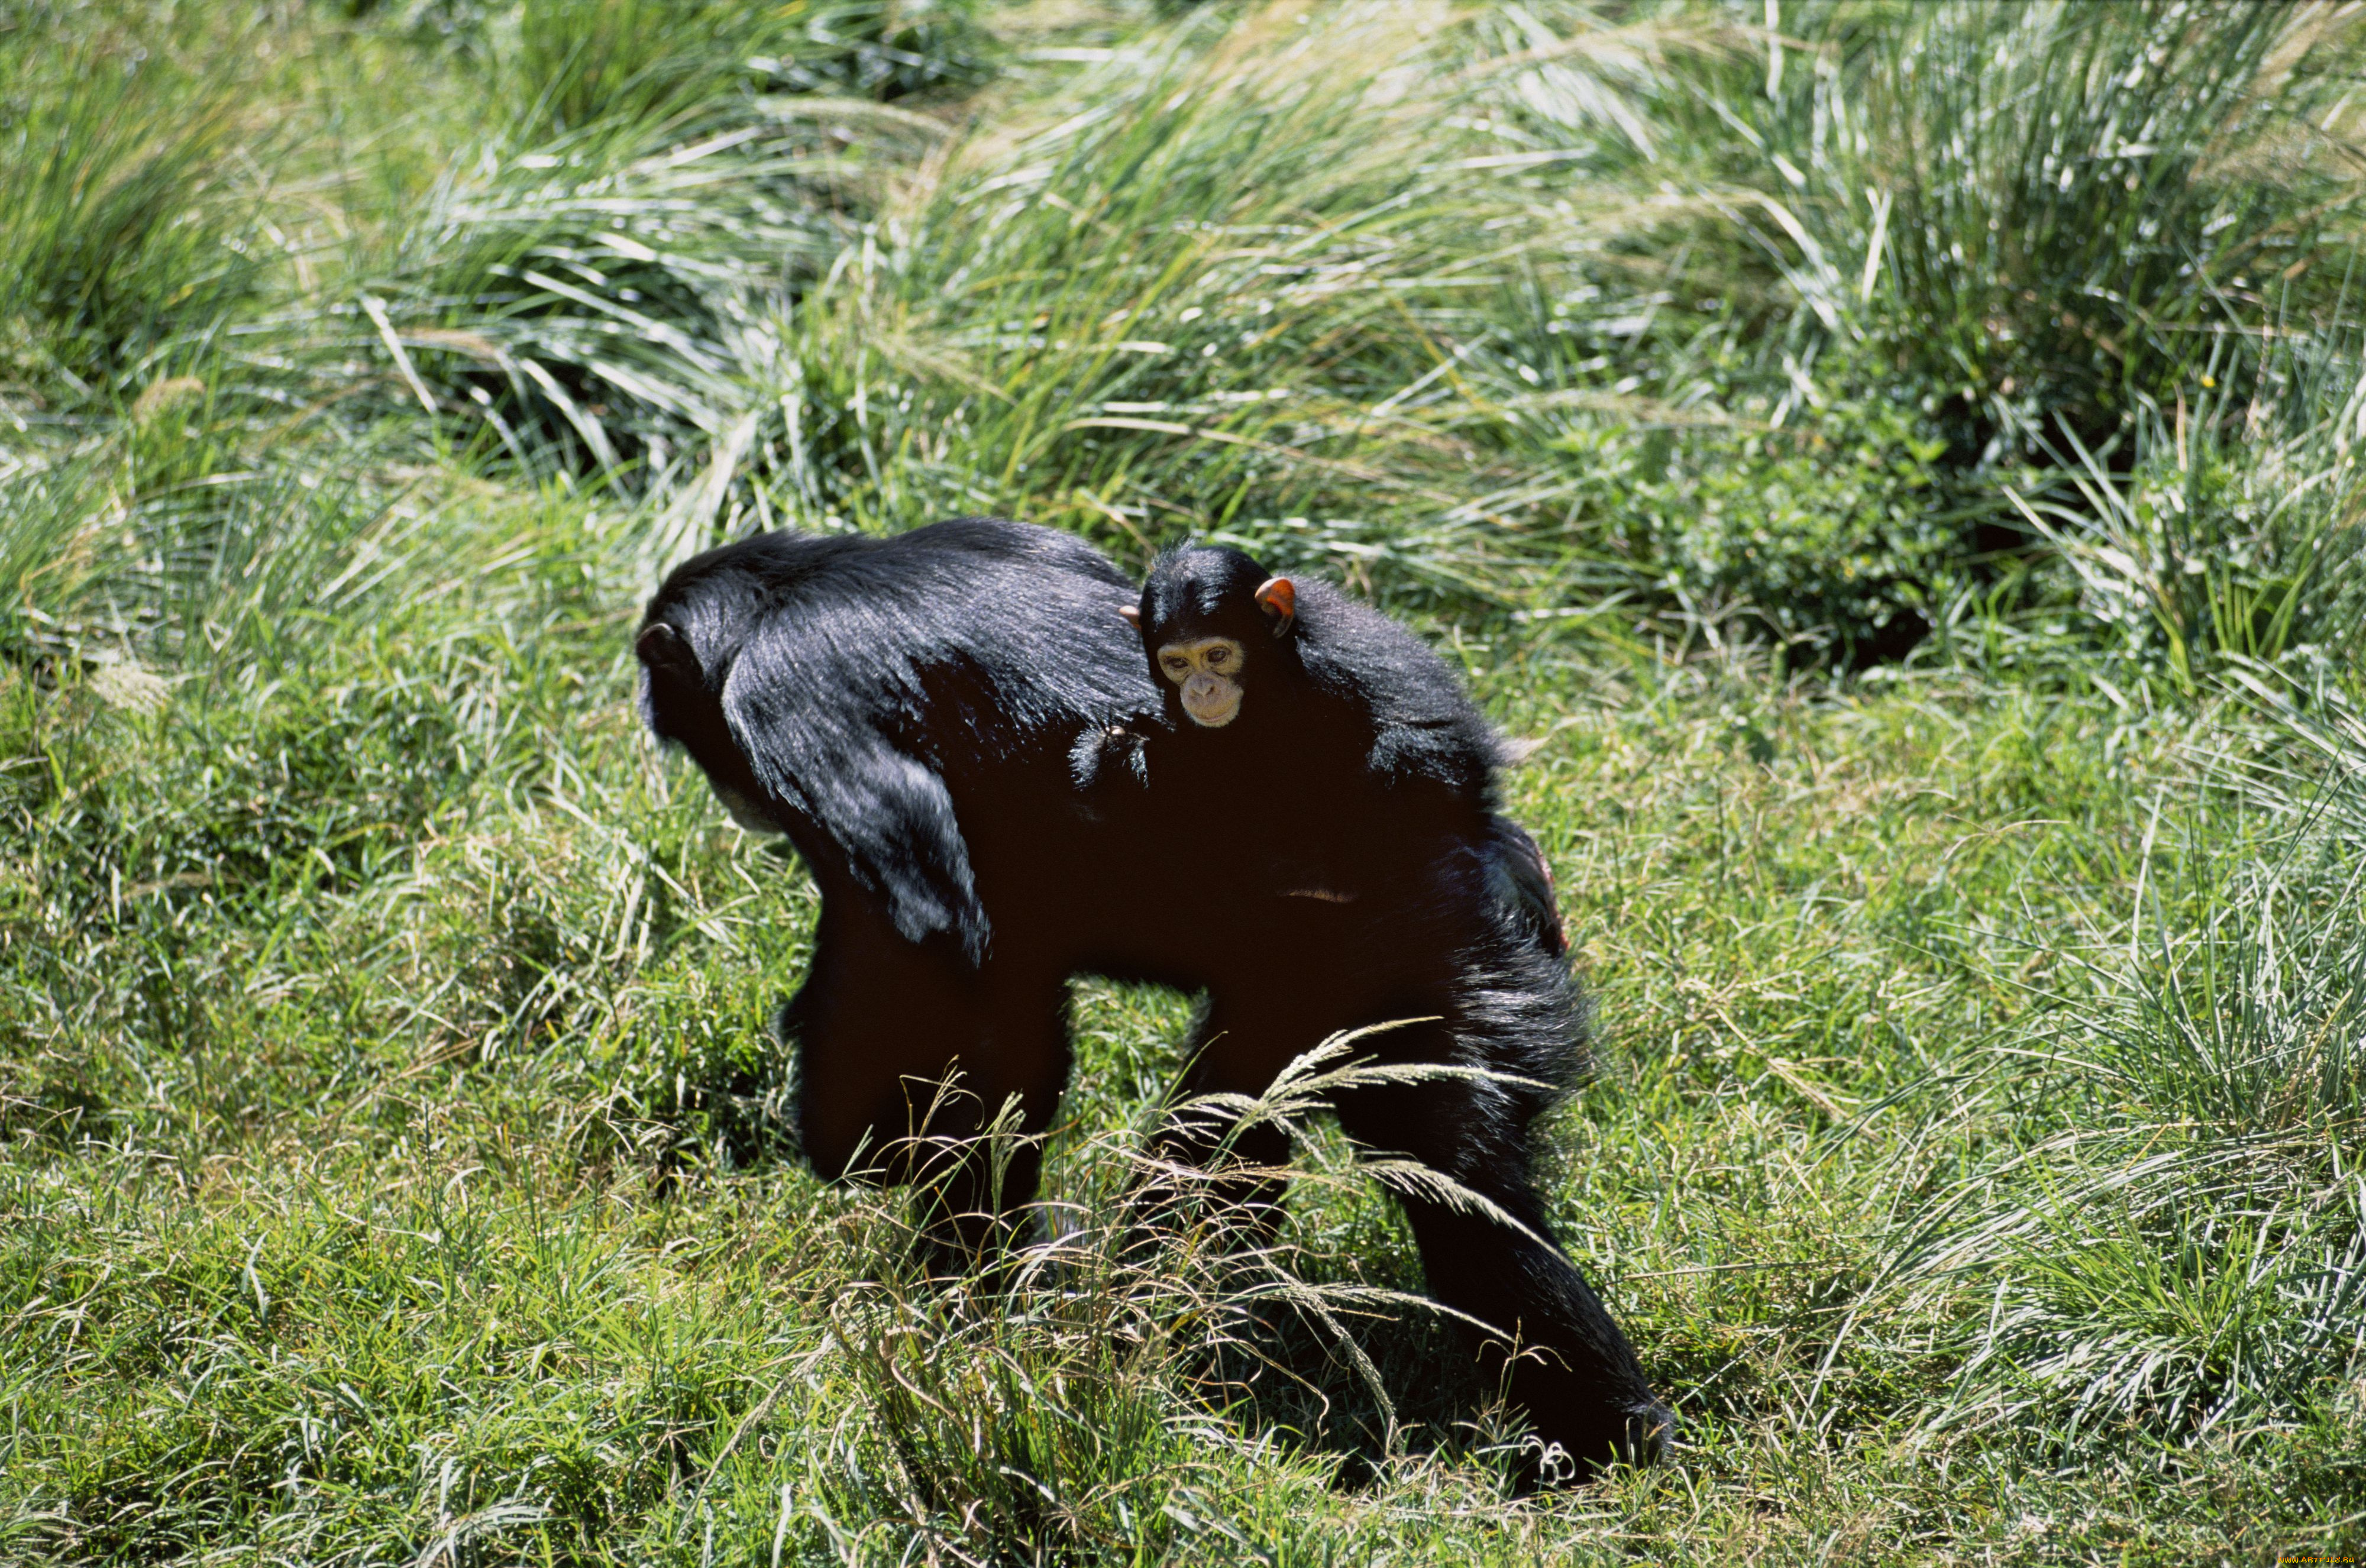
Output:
[
  {"left": 1110, "top": 541, "right": 1673, "bottom": 1474},
  {"left": 636, "top": 519, "right": 1669, "bottom": 1476}
]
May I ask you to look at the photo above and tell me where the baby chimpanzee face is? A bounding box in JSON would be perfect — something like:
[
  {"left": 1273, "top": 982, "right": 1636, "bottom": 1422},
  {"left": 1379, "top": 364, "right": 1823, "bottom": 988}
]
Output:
[
  {"left": 1155, "top": 634, "right": 1248, "bottom": 727},
  {"left": 1120, "top": 544, "right": 1295, "bottom": 729}
]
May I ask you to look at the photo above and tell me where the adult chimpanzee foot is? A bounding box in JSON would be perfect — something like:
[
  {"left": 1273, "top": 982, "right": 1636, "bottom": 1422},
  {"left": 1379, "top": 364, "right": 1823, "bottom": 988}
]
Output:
[
  {"left": 1493, "top": 1354, "right": 1678, "bottom": 1486},
  {"left": 1426, "top": 1231, "right": 1669, "bottom": 1481},
  {"left": 1337, "top": 1089, "right": 1669, "bottom": 1483}
]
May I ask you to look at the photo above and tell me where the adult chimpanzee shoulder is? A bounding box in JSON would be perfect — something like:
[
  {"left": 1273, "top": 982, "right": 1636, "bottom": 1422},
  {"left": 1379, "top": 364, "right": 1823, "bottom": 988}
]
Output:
[{"left": 1119, "top": 541, "right": 1672, "bottom": 1478}]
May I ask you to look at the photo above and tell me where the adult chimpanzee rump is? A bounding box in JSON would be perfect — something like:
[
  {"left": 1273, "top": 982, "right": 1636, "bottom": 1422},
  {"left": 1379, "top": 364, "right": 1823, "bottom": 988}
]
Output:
[
  {"left": 1112, "top": 541, "right": 1673, "bottom": 1473},
  {"left": 636, "top": 519, "right": 1669, "bottom": 1475}
]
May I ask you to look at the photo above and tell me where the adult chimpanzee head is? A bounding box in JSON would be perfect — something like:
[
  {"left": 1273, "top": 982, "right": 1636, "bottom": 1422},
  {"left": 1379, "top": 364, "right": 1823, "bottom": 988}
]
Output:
[
  {"left": 1119, "top": 544, "right": 1296, "bottom": 730},
  {"left": 635, "top": 559, "right": 783, "bottom": 836}
]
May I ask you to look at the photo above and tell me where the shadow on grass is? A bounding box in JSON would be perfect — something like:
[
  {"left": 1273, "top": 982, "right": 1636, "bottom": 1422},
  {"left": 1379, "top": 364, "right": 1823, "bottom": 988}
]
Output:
[{"left": 1192, "top": 1278, "right": 1521, "bottom": 1489}]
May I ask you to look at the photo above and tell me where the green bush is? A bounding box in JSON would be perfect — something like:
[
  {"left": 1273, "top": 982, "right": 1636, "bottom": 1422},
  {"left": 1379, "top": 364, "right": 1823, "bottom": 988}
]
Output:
[{"left": 1496, "top": 388, "right": 1986, "bottom": 659}]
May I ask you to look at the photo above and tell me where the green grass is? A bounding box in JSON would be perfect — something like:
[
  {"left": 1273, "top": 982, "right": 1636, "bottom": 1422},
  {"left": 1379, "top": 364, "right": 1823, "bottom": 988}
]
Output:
[{"left": 5, "top": 1, "right": 2364, "bottom": 1561}]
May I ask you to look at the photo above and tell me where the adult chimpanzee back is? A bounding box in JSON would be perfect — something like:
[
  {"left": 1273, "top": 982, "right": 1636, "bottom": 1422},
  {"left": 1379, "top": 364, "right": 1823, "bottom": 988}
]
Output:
[{"left": 636, "top": 519, "right": 1669, "bottom": 1477}]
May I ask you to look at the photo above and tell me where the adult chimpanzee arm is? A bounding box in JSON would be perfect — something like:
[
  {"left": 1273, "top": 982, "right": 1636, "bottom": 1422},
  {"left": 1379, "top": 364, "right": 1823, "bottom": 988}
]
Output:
[
  {"left": 720, "top": 652, "right": 988, "bottom": 963},
  {"left": 642, "top": 518, "right": 1163, "bottom": 969}
]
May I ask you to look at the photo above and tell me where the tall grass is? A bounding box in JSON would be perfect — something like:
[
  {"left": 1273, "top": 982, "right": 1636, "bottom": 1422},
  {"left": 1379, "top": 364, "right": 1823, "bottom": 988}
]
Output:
[
  {"left": 1501, "top": 1, "right": 2366, "bottom": 440},
  {"left": 509, "top": 0, "right": 993, "bottom": 135},
  {"left": 2000, "top": 335, "right": 2366, "bottom": 693},
  {"left": 1456, "top": 0, "right": 2366, "bottom": 655},
  {"left": 741, "top": 9, "right": 1498, "bottom": 544},
  {"left": 1819, "top": 678, "right": 2366, "bottom": 1460}
]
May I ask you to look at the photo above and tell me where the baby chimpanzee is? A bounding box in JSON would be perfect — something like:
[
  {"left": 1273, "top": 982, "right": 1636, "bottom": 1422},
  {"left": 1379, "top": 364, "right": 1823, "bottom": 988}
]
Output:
[
  {"left": 1116, "top": 542, "right": 1672, "bottom": 1478},
  {"left": 1118, "top": 542, "right": 1510, "bottom": 897}
]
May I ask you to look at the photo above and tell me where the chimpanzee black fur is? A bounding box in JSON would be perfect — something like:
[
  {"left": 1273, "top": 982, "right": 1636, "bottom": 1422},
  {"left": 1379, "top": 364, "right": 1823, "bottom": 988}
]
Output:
[
  {"left": 636, "top": 519, "right": 1668, "bottom": 1476},
  {"left": 637, "top": 519, "right": 1184, "bottom": 1256},
  {"left": 1111, "top": 541, "right": 1673, "bottom": 1473}
]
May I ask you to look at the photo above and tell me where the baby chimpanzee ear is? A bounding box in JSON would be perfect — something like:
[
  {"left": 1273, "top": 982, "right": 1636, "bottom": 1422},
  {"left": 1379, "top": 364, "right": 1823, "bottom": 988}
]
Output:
[
  {"left": 1254, "top": 577, "right": 1295, "bottom": 637},
  {"left": 1117, "top": 604, "right": 1141, "bottom": 628}
]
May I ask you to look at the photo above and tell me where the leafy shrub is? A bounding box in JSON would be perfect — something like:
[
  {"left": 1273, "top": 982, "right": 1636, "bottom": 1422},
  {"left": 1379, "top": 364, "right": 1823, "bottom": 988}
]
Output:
[{"left": 1523, "top": 392, "right": 1987, "bottom": 661}]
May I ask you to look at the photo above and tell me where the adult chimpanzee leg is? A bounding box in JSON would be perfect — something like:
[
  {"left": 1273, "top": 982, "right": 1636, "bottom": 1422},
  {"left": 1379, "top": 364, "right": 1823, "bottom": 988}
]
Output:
[
  {"left": 784, "top": 894, "right": 1072, "bottom": 1272},
  {"left": 1131, "top": 990, "right": 1304, "bottom": 1247},
  {"left": 930, "top": 961, "right": 1075, "bottom": 1267},
  {"left": 1121, "top": 898, "right": 1372, "bottom": 1256},
  {"left": 1331, "top": 1054, "right": 1672, "bottom": 1478}
]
